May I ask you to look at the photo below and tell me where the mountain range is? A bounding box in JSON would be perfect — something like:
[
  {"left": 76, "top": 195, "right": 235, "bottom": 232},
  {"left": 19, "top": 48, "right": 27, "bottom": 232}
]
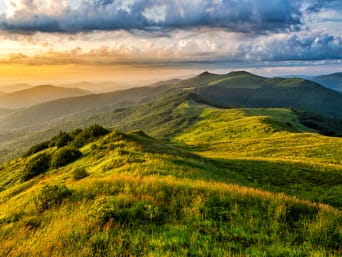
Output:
[
  {"left": 311, "top": 72, "right": 342, "bottom": 92},
  {"left": 0, "top": 85, "right": 91, "bottom": 109},
  {"left": 1, "top": 71, "right": 342, "bottom": 163}
]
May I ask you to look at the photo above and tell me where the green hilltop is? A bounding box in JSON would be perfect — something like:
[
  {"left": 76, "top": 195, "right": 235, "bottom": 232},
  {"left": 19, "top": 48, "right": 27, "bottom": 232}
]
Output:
[
  {"left": 2, "top": 70, "right": 342, "bottom": 163},
  {"left": 0, "top": 89, "right": 342, "bottom": 256}
]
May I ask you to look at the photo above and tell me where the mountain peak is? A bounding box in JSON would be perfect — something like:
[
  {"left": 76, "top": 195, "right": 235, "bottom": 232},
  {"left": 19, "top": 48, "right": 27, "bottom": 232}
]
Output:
[
  {"left": 0, "top": 84, "right": 92, "bottom": 109},
  {"left": 199, "top": 71, "right": 215, "bottom": 77},
  {"left": 227, "top": 71, "right": 259, "bottom": 77}
]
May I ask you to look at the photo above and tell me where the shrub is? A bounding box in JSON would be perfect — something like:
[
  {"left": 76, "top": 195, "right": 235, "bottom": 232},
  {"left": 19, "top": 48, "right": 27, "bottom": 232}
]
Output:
[
  {"left": 69, "top": 128, "right": 83, "bottom": 138},
  {"left": 49, "top": 131, "right": 72, "bottom": 148},
  {"left": 35, "top": 184, "right": 71, "bottom": 213},
  {"left": 92, "top": 199, "right": 166, "bottom": 225},
  {"left": 51, "top": 147, "right": 82, "bottom": 169},
  {"left": 23, "top": 141, "right": 50, "bottom": 157},
  {"left": 72, "top": 124, "right": 109, "bottom": 148},
  {"left": 22, "top": 153, "right": 51, "bottom": 181},
  {"left": 73, "top": 167, "right": 89, "bottom": 180},
  {"left": 91, "top": 144, "right": 97, "bottom": 151}
]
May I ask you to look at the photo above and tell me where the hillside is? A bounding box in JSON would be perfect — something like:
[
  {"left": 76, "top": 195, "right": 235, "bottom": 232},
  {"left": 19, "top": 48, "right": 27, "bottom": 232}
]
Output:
[
  {"left": 0, "top": 81, "right": 183, "bottom": 133},
  {"left": 0, "top": 85, "right": 92, "bottom": 109},
  {"left": 2, "top": 94, "right": 342, "bottom": 206},
  {"left": 60, "top": 81, "right": 132, "bottom": 93},
  {"left": 1, "top": 71, "right": 342, "bottom": 163},
  {"left": 0, "top": 108, "right": 12, "bottom": 117},
  {"left": 188, "top": 71, "right": 342, "bottom": 117},
  {"left": 0, "top": 125, "right": 341, "bottom": 256},
  {"left": 3, "top": 71, "right": 342, "bottom": 132},
  {"left": 0, "top": 83, "right": 32, "bottom": 93},
  {"left": 312, "top": 72, "right": 342, "bottom": 92}
]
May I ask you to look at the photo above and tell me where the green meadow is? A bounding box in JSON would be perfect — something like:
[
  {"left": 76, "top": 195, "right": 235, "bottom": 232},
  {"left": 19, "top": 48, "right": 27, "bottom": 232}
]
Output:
[{"left": 0, "top": 95, "right": 341, "bottom": 256}]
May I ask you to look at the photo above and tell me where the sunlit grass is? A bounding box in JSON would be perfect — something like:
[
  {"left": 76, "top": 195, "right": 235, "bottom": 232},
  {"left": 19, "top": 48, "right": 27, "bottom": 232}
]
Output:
[{"left": 0, "top": 104, "right": 341, "bottom": 256}]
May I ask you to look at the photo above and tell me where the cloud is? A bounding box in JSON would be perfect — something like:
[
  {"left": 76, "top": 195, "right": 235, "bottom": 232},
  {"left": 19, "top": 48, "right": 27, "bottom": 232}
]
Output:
[
  {"left": 0, "top": 0, "right": 305, "bottom": 34},
  {"left": 239, "top": 32, "right": 342, "bottom": 61}
]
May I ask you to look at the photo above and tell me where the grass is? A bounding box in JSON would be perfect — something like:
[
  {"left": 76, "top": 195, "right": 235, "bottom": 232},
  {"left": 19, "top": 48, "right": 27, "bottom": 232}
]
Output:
[
  {"left": 0, "top": 99, "right": 342, "bottom": 256},
  {"left": 0, "top": 174, "right": 341, "bottom": 256},
  {"left": 175, "top": 106, "right": 342, "bottom": 166}
]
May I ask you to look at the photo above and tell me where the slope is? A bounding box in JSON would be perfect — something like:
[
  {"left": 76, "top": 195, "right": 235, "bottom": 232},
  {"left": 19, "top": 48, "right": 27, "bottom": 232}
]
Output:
[
  {"left": 0, "top": 108, "right": 13, "bottom": 117},
  {"left": 174, "top": 104, "right": 342, "bottom": 166},
  {"left": 3, "top": 94, "right": 342, "bottom": 208},
  {"left": 187, "top": 71, "right": 342, "bottom": 117},
  {"left": 0, "top": 83, "right": 32, "bottom": 93},
  {"left": 59, "top": 81, "right": 132, "bottom": 93},
  {"left": 0, "top": 127, "right": 341, "bottom": 256},
  {"left": 0, "top": 93, "right": 198, "bottom": 163},
  {"left": 0, "top": 81, "right": 182, "bottom": 132},
  {"left": 1, "top": 71, "right": 342, "bottom": 163},
  {"left": 0, "top": 85, "right": 92, "bottom": 109},
  {"left": 312, "top": 72, "right": 342, "bottom": 92}
]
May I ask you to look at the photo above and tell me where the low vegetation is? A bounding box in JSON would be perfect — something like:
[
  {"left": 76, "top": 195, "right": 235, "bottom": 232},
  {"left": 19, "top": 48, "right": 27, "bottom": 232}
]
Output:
[
  {"left": 22, "top": 153, "right": 50, "bottom": 181},
  {"left": 294, "top": 109, "right": 342, "bottom": 136},
  {"left": 34, "top": 183, "right": 72, "bottom": 213},
  {"left": 51, "top": 147, "right": 82, "bottom": 169},
  {"left": 0, "top": 97, "right": 341, "bottom": 256},
  {"left": 72, "top": 167, "right": 89, "bottom": 180}
]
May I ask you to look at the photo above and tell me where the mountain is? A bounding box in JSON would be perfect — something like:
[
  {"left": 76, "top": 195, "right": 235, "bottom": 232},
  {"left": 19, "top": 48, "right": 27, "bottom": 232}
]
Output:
[
  {"left": 2, "top": 71, "right": 342, "bottom": 132},
  {"left": 1, "top": 71, "right": 342, "bottom": 163},
  {"left": 0, "top": 83, "right": 32, "bottom": 93},
  {"left": 183, "top": 71, "right": 342, "bottom": 117},
  {"left": 59, "top": 81, "right": 133, "bottom": 93},
  {"left": 0, "top": 85, "right": 92, "bottom": 109},
  {"left": 0, "top": 81, "right": 183, "bottom": 133},
  {"left": 311, "top": 72, "right": 342, "bottom": 92}
]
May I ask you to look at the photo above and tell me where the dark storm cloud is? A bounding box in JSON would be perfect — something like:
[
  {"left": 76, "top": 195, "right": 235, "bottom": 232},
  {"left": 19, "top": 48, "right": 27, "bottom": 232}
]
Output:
[
  {"left": 305, "top": 0, "right": 342, "bottom": 13},
  {"left": 239, "top": 33, "right": 342, "bottom": 61},
  {"left": 0, "top": 0, "right": 305, "bottom": 34}
]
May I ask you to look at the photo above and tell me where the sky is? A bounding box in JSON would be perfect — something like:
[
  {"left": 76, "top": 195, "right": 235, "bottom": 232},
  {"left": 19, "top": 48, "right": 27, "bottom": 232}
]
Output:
[{"left": 0, "top": 0, "right": 341, "bottom": 85}]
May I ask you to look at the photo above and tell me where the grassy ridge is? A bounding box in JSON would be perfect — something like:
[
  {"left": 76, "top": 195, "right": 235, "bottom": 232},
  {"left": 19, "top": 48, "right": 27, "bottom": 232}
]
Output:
[
  {"left": 175, "top": 106, "right": 342, "bottom": 166},
  {"left": 0, "top": 130, "right": 341, "bottom": 256},
  {"left": 2, "top": 70, "right": 342, "bottom": 163},
  {"left": 172, "top": 101, "right": 342, "bottom": 209},
  {"left": 1, "top": 93, "right": 342, "bottom": 256}
]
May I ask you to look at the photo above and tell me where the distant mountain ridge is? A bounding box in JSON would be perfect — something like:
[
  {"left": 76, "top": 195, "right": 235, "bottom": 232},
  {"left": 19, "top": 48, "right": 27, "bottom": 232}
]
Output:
[
  {"left": 311, "top": 72, "right": 342, "bottom": 92},
  {"left": 170, "top": 71, "right": 342, "bottom": 117},
  {"left": 0, "top": 85, "right": 92, "bottom": 109},
  {"left": 0, "top": 83, "right": 32, "bottom": 93},
  {"left": 1, "top": 71, "right": 342, "bottom": 133},
  {"left": 1, "top": 71, "right": 342, "bottom": 162}
]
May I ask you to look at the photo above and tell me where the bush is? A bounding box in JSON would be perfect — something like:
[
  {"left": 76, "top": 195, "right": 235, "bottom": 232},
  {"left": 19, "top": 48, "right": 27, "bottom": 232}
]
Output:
[
  {"left": 69, "top": 128, "right": 83, "bottom": 138},
  {"left": 72, "top": 124, "right": 109, "bottom": 148},
  {"left": 49, "top": 131, "right": 72, "bottom": 148},
  {"left": 23, "top": 141, "right": 50, "bottom": 157},
  {"left": 91, "top": 144, "right": 97, "bottom": 151},
  {"left": 92, "top": 198, "right": 165, "bottom": 225},
  {"left": 51, "top": 147, "right": 82, "bottom": 169},
  {"left": 22, "top": 153, "right": 51, "bottom": 181},
  {"left": 35, "top": 184, "right": 71, "bottom": 212},
  {"left": 73, "top": 167, "right": 89, "bottom": 180}
]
